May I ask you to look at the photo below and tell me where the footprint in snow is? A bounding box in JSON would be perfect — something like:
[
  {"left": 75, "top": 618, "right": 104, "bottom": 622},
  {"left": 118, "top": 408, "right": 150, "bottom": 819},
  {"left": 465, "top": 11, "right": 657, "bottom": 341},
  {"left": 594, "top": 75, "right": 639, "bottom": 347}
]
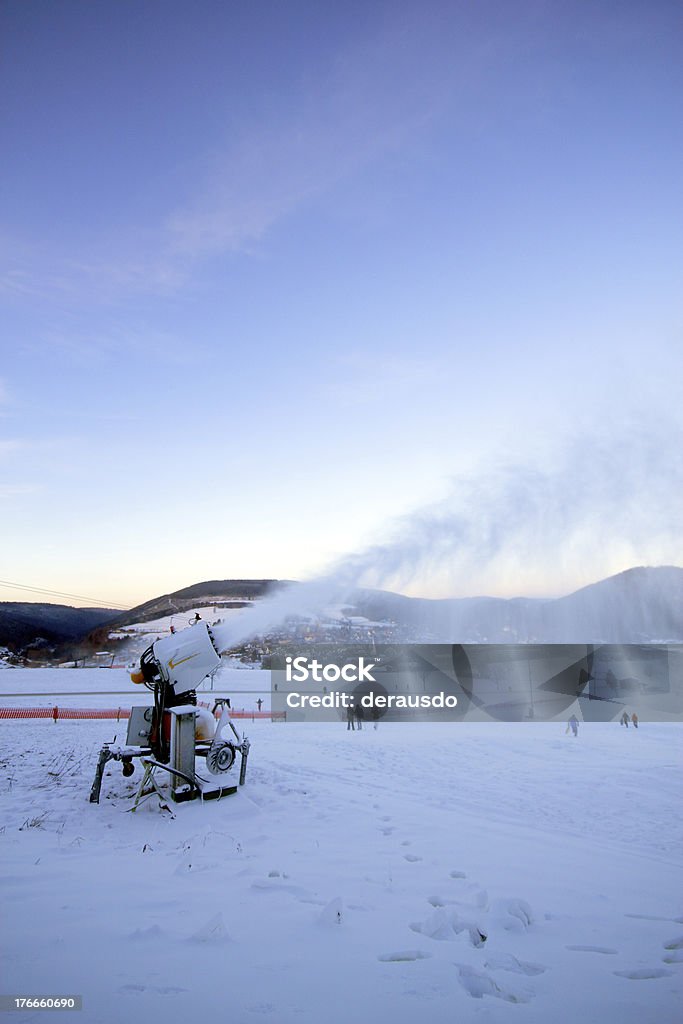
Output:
[
  {"left": 404, "top": 854, "right": 422, "bottom": 862},
  {"left": 625, "top": 913, "right": 683, "bottom": 923},
  {"left": 566, "top": 945, "right": 618, "bottom": 955},
  {"left": 485, "top": 954, "right": 547, "bottom": 976},
  {"left": 250, "top": 880, "right": 310, "bottom": 900},
  {"left": 457, "top": 965, "right": 534, "bottom": 1003},
  {"left": 378, "top": 950, "right": 431, "bottom": 962},
  {"left": 613, "top": 968, "right": 674, "bottom": 980},
  {"left": 489, "top": 897, "right": 534, "bottom": 933},
  {"left": 410, "top": 906, "right": 487, "bottom": 947},
  {"left": 661, "top": 935, "right": 683, "bottom": 965},
  {"left": 318, "top": 897, "right": 344, "bottom": 926},
  {"left": 412, "top": 893, "right": 532, "bottom": 949},
  {"left": 663, "top": 937, "right": 683, "bottom": 958},
  {"left": 189, "top": 912, "right": 230, "bottom": 944},
  {"left": 128, "top": 925, "right": 165, "bottom": 941}
]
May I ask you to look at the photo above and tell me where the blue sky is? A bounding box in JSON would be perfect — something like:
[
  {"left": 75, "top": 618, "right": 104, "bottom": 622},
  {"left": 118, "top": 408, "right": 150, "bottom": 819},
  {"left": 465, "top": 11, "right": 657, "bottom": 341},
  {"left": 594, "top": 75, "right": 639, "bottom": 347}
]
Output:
[{"left": 1, "top": 0, "right": 681, "bottom": 609}]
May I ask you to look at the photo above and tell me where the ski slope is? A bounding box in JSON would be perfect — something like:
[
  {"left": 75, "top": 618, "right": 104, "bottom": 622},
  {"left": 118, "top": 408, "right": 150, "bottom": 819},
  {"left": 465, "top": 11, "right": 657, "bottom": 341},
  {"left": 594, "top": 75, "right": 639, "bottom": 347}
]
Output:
[{"left": 0, "top": 704, "right": 681, "bottom": 1024}]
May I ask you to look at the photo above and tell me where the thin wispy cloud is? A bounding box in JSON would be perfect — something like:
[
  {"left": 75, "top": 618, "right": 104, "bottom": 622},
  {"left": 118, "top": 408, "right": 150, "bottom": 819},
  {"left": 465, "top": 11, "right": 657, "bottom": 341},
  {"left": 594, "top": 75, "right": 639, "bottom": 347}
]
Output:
[
  {"left": 3, "top": 2, "right": 677, "bottom": 319},
  {"left": 0, "top": 11, "right": 501, "bottom": 306},
  {"left": 0, "top": 228, "right": 187, "bottom": 305},
  {"left": 163, "top": 14, "right": 492, "bottom": 264},
  {"left": 33, "top": 324, "right": 208, "bottom": 369},
  {"left": 0, "top": 439, "right": 24, "bottom": 459}
]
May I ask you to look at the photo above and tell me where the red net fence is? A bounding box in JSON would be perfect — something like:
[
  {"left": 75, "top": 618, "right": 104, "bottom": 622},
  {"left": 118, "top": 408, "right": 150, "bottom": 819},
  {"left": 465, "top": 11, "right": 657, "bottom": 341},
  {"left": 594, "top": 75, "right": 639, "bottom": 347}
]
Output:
[{"left": 0, "top": 707, "right": 285, "bottom": 722}]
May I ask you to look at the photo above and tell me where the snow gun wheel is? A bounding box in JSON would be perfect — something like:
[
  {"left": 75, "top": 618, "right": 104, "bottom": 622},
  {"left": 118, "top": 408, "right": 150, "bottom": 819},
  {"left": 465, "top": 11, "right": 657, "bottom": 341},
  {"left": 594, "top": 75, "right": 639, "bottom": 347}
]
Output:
[{"left": 206, "top": 742, "right": 236, "bottom": 775}]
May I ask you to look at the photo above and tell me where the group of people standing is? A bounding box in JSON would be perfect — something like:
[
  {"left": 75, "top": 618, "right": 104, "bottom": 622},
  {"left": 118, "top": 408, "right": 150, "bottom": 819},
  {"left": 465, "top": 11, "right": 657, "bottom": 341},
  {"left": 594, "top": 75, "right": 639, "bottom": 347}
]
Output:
[
  {"left": 346, "top": 704, "right": 379, "bottom": 730},
  {"left": 620, "top": 711, "right": 639, "bottom": 728}
]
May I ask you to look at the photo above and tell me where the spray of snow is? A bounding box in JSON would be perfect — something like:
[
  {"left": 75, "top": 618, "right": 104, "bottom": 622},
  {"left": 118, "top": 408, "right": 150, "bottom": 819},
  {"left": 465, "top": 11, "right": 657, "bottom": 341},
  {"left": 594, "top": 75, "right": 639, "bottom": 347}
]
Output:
[
  {"left": 212, "top": 419, "right": 683, "bottom": 651},
  {"left": 329, "top": 418, "right": 683, "bottom": 595}
]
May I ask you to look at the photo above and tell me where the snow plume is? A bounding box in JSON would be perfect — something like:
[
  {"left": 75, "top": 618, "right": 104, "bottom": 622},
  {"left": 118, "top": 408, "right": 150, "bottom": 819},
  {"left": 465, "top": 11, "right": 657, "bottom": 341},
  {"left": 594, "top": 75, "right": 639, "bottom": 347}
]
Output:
[
  {"left": 212, "top": 576, "right": 346, "bottom": 652},
  {"left": 331, "top": 419, "right": 683, "bottom": 597},
  {"left": 213, "top": 419, "right": 682, "bottom": 650}
]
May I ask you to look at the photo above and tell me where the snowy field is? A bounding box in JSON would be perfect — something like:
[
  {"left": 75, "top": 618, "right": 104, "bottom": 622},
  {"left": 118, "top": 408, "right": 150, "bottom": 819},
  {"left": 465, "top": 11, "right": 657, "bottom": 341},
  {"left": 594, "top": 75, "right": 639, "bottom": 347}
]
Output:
[
  {"left": 0, "top": 666, "right": 270, "bottom": 711},
  {"left": 1, "top": 700, "right": 681, "bottom": 1023}
]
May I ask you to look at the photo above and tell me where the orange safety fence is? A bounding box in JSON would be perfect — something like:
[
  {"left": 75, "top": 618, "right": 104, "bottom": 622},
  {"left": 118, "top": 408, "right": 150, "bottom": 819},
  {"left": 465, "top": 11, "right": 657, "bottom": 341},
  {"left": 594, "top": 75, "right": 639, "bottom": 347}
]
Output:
[{"left": 0, "top": 707, "right": 285, "bottom": 722}]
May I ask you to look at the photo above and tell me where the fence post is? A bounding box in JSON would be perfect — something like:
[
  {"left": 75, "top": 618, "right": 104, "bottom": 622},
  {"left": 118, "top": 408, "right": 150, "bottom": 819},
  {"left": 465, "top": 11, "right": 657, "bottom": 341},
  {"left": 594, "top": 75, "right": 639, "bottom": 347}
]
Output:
[{"left": 53, "top": 706, "right": 58, "bottom": 723}]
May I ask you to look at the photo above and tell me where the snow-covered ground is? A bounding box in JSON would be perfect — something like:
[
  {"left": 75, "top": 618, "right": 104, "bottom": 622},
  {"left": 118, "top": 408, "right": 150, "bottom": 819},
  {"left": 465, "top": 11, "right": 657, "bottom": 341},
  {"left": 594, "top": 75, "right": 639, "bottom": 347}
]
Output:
[
  {"left": 0, "top": 666, "right": 270, "bottom": 712},
  {"left": 0, "top": 684, "right": 681, "bottom": 1023}
]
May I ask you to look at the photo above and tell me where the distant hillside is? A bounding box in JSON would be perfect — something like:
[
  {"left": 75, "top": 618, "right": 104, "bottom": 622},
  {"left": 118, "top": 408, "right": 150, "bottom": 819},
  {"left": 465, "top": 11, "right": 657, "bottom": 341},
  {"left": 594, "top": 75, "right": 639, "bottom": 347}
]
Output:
[
  {"left": 110, "top": 579, "right": 290, "bottom": 628},
  {"left": 0, "top": 603, "right": 120, "bottom": 653},
  {"left": 107, "top": 566, "right": 683, "bottom": 644},
  {"left": 4, "top": 567, "right": 679, "bottom": 660},
  {"left": 353, "top": 566, "right": 683, "bottom": 642}
]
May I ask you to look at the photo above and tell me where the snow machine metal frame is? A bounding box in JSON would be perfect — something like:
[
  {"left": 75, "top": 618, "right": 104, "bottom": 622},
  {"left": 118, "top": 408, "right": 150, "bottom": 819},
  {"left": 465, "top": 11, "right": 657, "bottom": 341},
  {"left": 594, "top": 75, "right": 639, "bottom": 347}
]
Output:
[{"left": 89, "top": 622, "right": 250, "bottom": 805}]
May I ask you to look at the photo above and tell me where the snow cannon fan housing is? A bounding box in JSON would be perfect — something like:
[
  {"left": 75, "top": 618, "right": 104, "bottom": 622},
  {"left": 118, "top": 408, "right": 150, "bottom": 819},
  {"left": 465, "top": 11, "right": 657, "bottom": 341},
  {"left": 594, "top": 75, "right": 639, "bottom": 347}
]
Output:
[{"left": 132, "top": 621, "right": 222, "bottom": 697}]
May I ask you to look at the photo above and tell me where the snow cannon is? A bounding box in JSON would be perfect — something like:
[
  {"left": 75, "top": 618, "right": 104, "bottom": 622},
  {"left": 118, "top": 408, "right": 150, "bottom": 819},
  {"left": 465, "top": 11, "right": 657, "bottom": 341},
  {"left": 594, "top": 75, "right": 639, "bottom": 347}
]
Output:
[
  {"left": 89, "top": 620, "right": 250, "bottom": 805},
  {"left": 134, "top": 621, "right": 223, "bottom": 698}
]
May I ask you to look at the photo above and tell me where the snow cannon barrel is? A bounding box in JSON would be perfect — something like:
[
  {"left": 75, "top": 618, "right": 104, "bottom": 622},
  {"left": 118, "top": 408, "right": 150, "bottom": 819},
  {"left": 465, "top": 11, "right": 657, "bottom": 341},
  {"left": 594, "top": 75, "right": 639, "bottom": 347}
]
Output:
[
  {"left": 130, "top": 622, "right": 223, "bottom": 695},
  {"left": 151, "top": 621, "right": 223, "bottom": 694}
]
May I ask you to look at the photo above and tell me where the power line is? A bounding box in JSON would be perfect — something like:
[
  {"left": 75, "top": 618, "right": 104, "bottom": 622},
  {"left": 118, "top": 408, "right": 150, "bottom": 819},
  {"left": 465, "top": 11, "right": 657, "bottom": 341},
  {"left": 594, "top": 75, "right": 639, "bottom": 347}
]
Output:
[{"left": 0, "top": 578, "right": 129, "bottom": 610}]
